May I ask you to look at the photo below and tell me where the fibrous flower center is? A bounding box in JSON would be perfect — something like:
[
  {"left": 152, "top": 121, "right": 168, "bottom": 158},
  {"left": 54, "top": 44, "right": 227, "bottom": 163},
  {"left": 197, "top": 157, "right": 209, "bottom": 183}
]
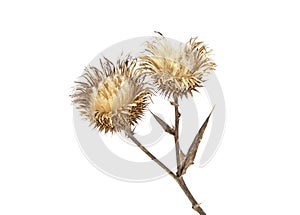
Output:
[{"left": 94, "top": 75, "right": 136, "bottom": 114}]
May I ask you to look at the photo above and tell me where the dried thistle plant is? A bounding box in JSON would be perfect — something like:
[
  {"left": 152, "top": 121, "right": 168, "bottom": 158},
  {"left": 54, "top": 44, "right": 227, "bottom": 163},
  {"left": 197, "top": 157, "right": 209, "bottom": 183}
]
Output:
[{"left": 71, "top": 34, "right": 217, "bottom": 215}]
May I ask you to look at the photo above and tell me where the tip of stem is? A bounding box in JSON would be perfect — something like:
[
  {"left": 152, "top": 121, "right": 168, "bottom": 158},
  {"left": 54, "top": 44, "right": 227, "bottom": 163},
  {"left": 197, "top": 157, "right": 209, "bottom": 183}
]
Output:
[{"left": 192, "top": 204, "right": 206, "bottom": 215}]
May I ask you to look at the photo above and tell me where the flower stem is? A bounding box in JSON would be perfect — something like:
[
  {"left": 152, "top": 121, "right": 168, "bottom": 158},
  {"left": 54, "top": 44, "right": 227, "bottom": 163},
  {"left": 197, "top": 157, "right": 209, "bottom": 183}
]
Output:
[
  {"left": 126, "top": 131, "right": 206, "bottom": 215},
  {"left": 173, "top": 96, "right": 181, "bottom": 173},
  {"left": 126, "top": 131, "right": 177, "bottom": 180},
  {"left": 175, "top": 177, "right": 206, "bottom": 215}
]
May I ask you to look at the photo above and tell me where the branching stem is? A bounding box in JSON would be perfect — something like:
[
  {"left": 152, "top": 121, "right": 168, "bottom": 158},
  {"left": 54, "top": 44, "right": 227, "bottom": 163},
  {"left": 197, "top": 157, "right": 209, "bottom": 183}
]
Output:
[{"left": 126, "top": 130, "right": 206, "bottom": 215}]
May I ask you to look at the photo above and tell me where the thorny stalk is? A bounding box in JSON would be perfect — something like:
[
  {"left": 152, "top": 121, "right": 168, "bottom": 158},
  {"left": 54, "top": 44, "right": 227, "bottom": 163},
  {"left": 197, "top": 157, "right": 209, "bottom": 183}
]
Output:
[{"left": 126, "top": 130, "right": 206, "bottom": 215}]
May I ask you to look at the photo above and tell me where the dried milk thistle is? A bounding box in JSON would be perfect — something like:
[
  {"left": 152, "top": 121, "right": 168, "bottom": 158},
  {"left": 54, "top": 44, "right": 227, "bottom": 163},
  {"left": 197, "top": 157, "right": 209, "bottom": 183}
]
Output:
[
  {"left": 71, "top": 56, "right": 151, "bottom": 133},
  {"left": 71, "top": 33, "right": 216, "bottom": 215},
  {"left": 140, "top": 32, "right": 216, "bottom": 99}
]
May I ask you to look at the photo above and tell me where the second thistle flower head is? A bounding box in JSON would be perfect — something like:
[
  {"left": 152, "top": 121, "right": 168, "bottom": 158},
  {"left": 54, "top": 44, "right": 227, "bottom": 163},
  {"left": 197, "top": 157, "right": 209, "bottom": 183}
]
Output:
[
  {"left": 140, "top": 35, "right": 216, "bottom": 98},
  {"left": 71, "top": 56, "right": 151, "bottom": 133}
]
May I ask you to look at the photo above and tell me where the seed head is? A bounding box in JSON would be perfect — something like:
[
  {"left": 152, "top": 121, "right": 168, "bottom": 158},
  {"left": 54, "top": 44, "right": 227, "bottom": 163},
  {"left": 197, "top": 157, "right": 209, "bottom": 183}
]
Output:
[
  {"left": 71, "top": 56, "right": 151, "bottom": 133},
  {"left": 140, "top": 35, "right": 216, "bottom": 98}
]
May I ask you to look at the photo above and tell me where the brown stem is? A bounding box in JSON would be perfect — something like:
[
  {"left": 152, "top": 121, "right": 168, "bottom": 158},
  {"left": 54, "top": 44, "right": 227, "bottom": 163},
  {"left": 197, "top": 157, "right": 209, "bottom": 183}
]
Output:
[
  {"left": 175, "top": 177, "right": 206, "bottom": 215},
  {"left": 173, "top": 96, "right": 181, "bottom": 173},
  {"left": 126, "top": 131, "right": 177, "bottom": 180},
  {"left": 126, "top": 130, "right": 206, "bottom": 215}
]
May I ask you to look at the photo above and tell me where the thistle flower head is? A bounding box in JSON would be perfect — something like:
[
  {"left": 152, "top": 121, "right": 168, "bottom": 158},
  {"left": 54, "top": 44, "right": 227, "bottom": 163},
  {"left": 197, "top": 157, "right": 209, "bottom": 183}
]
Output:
[
  {"left": 140, "top": 35, "right": 216, "bottom": 98},
  {"left": 71, "top": 56, "right": 151, "bottom": 133}
]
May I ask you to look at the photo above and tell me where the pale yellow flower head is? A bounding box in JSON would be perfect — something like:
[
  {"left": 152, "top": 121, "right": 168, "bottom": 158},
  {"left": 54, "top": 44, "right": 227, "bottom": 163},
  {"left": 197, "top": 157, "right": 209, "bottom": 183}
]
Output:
[
  {"left": 140, "top": 35, "right": 216, "bottom": 98},
  {"left": 71, "top": 56, "right": 151, "bottom": 133}
]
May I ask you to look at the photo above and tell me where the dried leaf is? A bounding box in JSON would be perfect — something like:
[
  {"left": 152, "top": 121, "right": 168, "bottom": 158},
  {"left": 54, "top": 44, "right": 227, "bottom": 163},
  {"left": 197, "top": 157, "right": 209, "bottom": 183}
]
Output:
[
  {"left": 178, "top": 108, "right": 214, "bottom": 176},
  {"left": 150, "top": 111, "right": 175, "bottom": 135}
]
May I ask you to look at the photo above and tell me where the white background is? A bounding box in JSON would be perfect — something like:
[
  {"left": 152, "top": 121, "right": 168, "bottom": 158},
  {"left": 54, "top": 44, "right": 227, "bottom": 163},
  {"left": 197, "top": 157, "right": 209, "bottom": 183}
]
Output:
[{"left": 1, "top": 0, "right": 299, "bottom": 215}]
